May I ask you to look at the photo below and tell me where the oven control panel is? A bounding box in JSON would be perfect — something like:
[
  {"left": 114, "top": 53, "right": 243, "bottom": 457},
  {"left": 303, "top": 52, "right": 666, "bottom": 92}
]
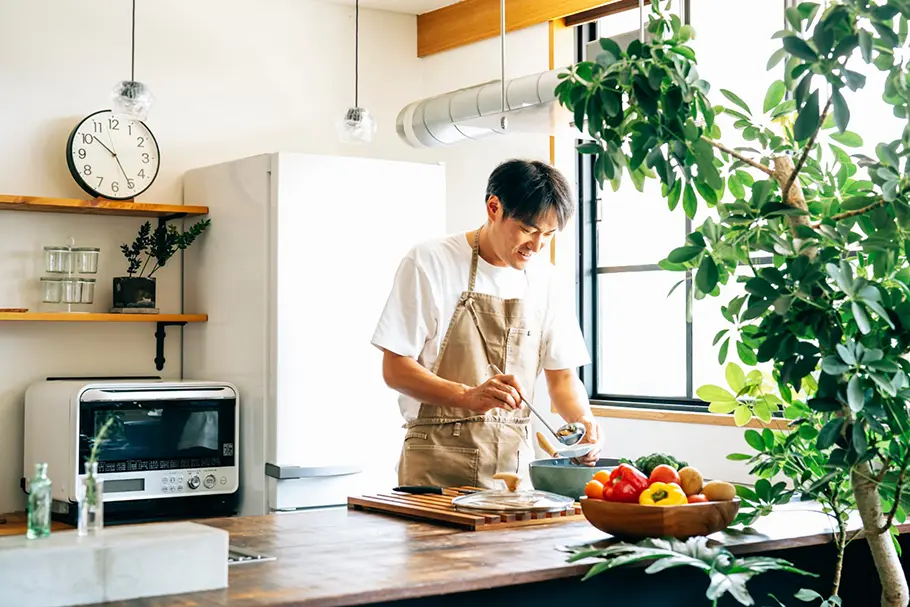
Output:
[{"left": 94, "top": 467, "right": 238, "bottom": 502}]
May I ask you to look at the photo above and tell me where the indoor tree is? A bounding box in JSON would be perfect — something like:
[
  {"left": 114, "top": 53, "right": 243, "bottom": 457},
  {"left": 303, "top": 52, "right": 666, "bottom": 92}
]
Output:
[{"left": 556, "top": 1, "right": 910, "bottom": 605}]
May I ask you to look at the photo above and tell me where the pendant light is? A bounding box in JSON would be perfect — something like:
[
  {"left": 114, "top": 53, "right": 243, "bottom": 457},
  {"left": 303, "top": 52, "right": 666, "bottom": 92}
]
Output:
[
  {"left": 337, "top": 0, "right": 377, "bottom": 144},
  {"left": 497, "top": 0, "right": 508, "bottom": 131},
  {"left": 110, "top": 0, "right": 154, "bottom": 121}
]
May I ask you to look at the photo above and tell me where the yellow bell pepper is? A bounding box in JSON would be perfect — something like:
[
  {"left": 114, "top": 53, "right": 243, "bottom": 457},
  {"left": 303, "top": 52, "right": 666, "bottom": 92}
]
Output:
[{"left": 639, "top": 482, "right": 688, "bottom": 506}]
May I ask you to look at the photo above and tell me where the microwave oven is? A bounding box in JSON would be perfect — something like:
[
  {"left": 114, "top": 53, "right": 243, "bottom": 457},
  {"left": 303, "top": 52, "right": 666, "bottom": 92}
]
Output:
[{"left": 23, "top": 378, "right": 240, "bottom": 524}]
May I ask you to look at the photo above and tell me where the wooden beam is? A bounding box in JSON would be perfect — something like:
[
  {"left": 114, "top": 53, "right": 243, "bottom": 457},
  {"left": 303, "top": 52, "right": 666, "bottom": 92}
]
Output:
[
  {"left": 417, "top": 0, "right": 618, "bottom": 58},
  {"left": 565, "top": 0, "right": 651, "bottom": 27}
]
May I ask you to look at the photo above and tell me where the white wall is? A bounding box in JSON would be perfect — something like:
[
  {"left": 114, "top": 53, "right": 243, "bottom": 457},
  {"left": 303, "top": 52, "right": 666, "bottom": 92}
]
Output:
[{"left": 0, "top": 0, "right": 424, "bottom": 513}]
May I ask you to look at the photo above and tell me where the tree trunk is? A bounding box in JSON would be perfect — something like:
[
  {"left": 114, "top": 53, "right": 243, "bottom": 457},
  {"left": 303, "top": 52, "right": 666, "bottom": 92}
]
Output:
[
  {"left": 772, "top": 155, "right": 815, "bottom": 257},
  {"left": 852, "top": 462, "right": 909, "bottom": 606}
]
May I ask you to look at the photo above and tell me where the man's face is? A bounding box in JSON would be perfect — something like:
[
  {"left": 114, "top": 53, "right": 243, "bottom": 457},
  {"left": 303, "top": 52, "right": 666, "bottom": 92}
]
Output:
[{"left": 486, "top": 196, "right": 559, "bottom": 270}]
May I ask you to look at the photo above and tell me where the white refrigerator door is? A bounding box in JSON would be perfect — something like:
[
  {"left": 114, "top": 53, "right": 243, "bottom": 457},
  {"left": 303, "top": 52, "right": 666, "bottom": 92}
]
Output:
[{"left": 268, "top": 153, "right": 446, "bottom": 510}]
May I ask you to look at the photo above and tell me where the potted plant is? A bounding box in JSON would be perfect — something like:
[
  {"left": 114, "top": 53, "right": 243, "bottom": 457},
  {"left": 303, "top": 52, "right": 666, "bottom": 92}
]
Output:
[
  {"left": 114, "top": 218, "right": 211, "bottom": 311},
  {"left": 557, "top": 1, "right": 910, "bottom": 605}
]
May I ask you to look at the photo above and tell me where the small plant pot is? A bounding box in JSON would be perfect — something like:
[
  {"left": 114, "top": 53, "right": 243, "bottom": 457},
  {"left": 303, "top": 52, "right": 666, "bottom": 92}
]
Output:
[{"left": 113, "top": 276, "right": 156, "bottom": 309}]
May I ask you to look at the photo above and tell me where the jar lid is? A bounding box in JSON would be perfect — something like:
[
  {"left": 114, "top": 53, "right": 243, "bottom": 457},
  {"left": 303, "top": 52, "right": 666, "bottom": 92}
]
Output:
[
  {"left": 78, "top": 278, "right": 96, "bottom": 283},
  {"left": 40, "top": 277, "right": 63, "bottom": 282},
  {"left": 44, "top": 246, "right": 70, "bottom": 251},
  {"left": 72, "top": 247, "right": 100, "bottom": 252}
]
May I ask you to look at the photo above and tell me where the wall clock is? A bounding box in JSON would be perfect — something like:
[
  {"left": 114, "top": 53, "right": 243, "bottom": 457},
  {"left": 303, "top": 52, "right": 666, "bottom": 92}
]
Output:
[{"left": 65, "top": 109, "right": 161, "bottom": 200}]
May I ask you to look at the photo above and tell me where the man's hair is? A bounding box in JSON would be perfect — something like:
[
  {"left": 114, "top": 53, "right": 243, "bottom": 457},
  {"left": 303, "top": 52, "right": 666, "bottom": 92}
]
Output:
[{"left": 485, "top": 159, "right": 574, "bottom": 230}]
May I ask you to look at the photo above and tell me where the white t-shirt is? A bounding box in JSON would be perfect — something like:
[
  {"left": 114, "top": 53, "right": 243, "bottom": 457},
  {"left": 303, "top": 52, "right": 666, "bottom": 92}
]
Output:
[{"left": 371, "top": 232, "right": 591, "bottom": 422}]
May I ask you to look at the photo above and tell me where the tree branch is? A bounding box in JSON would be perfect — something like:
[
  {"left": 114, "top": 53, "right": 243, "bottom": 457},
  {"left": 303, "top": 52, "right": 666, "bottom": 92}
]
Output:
[
  {"left": 878, "top": 460, "right": 908, "bottom": 535},
  {"left": 812, "top": 198, "right": 888, "bottom": 227},
  {"left": 701, "top": 137, "right": 774, "bottom": 176},
  {"left": 783, "top": 97, "right": 834, "bottom": 203}
]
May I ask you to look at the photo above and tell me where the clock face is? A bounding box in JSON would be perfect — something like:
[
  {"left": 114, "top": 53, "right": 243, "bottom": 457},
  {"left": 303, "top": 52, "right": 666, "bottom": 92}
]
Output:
[{"left": 65, "top": 109, "right": 161, "bottom": 200}]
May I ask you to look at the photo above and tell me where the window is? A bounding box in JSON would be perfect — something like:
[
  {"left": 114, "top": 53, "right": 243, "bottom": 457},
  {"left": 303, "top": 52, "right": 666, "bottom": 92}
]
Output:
[{"left": 577, "top": 1, "right": 788, "bottom": 408}]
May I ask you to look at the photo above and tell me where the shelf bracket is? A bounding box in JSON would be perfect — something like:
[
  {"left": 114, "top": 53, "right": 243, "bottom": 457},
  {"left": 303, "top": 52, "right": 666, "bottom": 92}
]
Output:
[
  {"left": 154, "top": 321, "right": 187, "bottom": 371},
  {"left": 158, "top": 212, "right": 187, "bottom": 228}
]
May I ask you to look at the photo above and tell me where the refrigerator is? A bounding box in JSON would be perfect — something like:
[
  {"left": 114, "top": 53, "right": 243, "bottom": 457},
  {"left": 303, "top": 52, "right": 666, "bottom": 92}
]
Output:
[{"left": 182, "top": 153, "right": 446, "bottom": 515}]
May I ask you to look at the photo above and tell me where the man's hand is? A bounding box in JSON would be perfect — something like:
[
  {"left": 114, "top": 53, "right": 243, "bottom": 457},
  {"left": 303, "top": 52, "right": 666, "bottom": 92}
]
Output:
[
  {"left": 456, "top": 374, "right": 526, "bottom": 414},
  {"left": 570, "top": 415, "right": 602, "bottom": 466}
]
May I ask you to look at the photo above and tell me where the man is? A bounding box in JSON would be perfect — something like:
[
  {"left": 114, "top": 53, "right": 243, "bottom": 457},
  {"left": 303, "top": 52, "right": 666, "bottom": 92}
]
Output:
[{"left": 372, "top": 159, "right": 601, "bottom": 490}]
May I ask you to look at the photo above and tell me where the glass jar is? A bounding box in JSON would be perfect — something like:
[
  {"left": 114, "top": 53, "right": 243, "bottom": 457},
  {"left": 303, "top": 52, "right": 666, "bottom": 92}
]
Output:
[
  {"left": 62, "top": 279, "right": 82, "bottom": 304},
  {"left": 44, "top": 246, "right": 71, "bottom": 274},
  {"left": 27, "top": 462, "right": 52, "bottom": 540},
  {"left": 79, "top": 278, "right": 96, "bottom": 304},
  {"left": 40, "top": 277, "right": 63, "bottom": 303},
  {"left": 72, "top": 247, "right": 100, "bottom": 274},
  {"left": 77, "top": 461, "right": 104, "bottom": 537}
]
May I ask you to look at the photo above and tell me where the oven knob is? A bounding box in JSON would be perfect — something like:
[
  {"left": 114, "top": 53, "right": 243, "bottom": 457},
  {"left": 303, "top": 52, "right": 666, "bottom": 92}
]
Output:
[
  {"left": 203, "top": 474, "right": 216, "bottom": 489},
  {"left": 187, "top": 475, "right": 201, "bottom": 490}
]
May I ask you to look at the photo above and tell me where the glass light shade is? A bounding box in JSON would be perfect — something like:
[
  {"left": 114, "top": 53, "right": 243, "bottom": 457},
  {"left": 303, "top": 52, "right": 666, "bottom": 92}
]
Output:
[
  {"left": 337, "top": 107, "right": 377, "bottom": 144},
  {"left": 110, "top": 80, "right": 154, "bottom": 121}
]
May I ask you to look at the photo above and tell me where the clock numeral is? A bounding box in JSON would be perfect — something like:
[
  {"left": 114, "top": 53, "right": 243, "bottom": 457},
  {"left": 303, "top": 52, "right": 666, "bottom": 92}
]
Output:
[
  {"left": 137, "top": 136, "right": 145, "bottom": 148},
  {"left": 93, "top": 121, "right": 102, "bottom": 133},
  {"left": 142, "top": 153, "right": 150, "bottom": 164},
  {"left": 78, "top": 149, "right": 86, "bottom": 160},
  {"left": 83, "top": 165, "right": 92, "bottom": 176},
  {"left": 138, "top": 169, "right": 146, "bottom": 179},
  {"left": 127, "top": 179, "right": 135, "bottom": 189},
  {"left": 81, "top": 133, "right": 94, "bottom": 145},
  {"left": 128, "top": 124, "right": 133, "bottom": 135},
  {"left": 96, "top": 177, "right": 104, "bottom": 188},
  {"left": 112, "top": 181, "right": 120, "bottom": 193},
  {"left": 109, "top": 118, "right": 120, "bottom": 131}
]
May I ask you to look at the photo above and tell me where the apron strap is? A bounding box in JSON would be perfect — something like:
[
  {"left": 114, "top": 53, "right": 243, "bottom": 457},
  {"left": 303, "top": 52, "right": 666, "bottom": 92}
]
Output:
[{"left": 468, "top": 226, "right": 482, "bottom": 294}]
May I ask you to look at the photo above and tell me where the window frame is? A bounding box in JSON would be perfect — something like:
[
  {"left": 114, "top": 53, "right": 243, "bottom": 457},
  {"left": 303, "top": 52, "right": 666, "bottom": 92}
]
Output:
[{"left": 574, "top": 1, "right": 789, "bottom": 412}]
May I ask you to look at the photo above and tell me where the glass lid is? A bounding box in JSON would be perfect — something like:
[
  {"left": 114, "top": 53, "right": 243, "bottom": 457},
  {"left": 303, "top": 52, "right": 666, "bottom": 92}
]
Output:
[{"left": 452, "top": 489, "right": 575, "bottom": 513}]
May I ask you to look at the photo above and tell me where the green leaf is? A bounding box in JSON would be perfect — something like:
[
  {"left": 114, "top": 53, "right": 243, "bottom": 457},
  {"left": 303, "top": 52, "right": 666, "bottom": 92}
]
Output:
[
  {"left": 696, "top": 256, "right": 719, "bottom": 293},
  {"left": 821, "top": 356, "right": 850, "bottom": 375},
  {"left": 718, "top": 338, "right": 730, "bottom": 364},
  {"left": 767, "top": 48, "right": 788, "bottom": 70},
  {"left": 847, "top": 374, "right": 864, "bottom": 412},
  {"left": 667, "top": 245, "right": 704, "bottom": 263},
  {"left": 697, "top": 385, "right": 736, "bottom": 403},
  {"left": 727, "top": 453, "right": 752, "bottom": 461},
  {"left": 695, "top": 180, "right": 719, "bottom": 205},
  {"left": 853, "top": 301, "right": 871, "bottom": 334},
  {"left": 785, "top": 6, "right": 802, "bottom": 31},
  {"left": 734, "top": 405, "right": 753, "bottom": 426},
  {"left": 683, "top": 182, "right": 697, "bottom": 219},
  {"left": 728, "top": 174, "right": 745, "bottom": 200},
  {"left": 666, "top": 179, "right": 683, "bottom": 212},
  {"left": 763, "top": 81, "right": 786, "bottom": 113},
  {"left": 737, "top": 341, "right": 758, "bottom": 366},
  {"left": 720, "top": 89, "right": 752, "bottom": 115},
  {"left": 877, "top": 143, "right": 900, "bottom": 168},
  {"left": 844, "top": 70, "right": 866, "bottom": 92},
  {"left": 709, "top": 400, "right": 738, "bottom": 414},
  {"left": 794, "top": 588, "right": 822, "bottom": 602},
  {"left": 853, "top": 422, "right": 868, "bottom": 457},
  {"left": 831, "top": 88, "right": 849, "bottom": 133},
  {"left": 726, "top": 363, "right": 747, "bottom": 393},
  {"left": 836, "top": 343, "right": 856, "bottom": 365},
  {"left": 830, "top": 131, "right": 863, "bottom": 147},
  {"left": 754, "top": 401, "right": 773, "bottom": 423},
  {"left": 817, "top": 418, "right": 844, "bottom": 449},
  {"left": 859, "top": 29, "right": 873, "bottom": 63},
  {"left": 794, "top": 89, "right": 820, "bottom": 141},
  {"left": 669, "top": 45, "right": 696, "bottom": 60},
  {"left": 783, "top": 36, "right": 819, "bottom": 62}
]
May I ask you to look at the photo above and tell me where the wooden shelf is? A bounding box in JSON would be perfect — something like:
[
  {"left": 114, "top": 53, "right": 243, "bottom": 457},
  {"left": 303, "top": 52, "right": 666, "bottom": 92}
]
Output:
[
  {"left": 0, "top": 312, "right": 207, "bottom": 322},
  {"left": 0, "top": 195, "right": 208, "bottom": 218}
]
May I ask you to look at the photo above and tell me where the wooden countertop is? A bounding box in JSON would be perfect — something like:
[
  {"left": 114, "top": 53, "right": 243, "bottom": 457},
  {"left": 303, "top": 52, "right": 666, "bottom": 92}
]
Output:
[
  {"left": 66, "top": 500, "right": 903, "bottom": 607},
  {"left": 0, "top": 502, "right": 900, "bottom": 606}
]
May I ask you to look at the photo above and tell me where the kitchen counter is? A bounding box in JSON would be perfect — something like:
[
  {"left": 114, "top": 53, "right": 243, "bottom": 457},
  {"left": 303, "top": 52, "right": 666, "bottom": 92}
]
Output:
[{"left": 83, "top": 500, "right": 907, "bottom": 607}]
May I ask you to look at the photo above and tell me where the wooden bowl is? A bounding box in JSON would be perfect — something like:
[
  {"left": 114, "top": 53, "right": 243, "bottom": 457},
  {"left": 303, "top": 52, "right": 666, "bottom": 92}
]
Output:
[{"left": 580, "top": 497, "right": 741, "bottom": 540}]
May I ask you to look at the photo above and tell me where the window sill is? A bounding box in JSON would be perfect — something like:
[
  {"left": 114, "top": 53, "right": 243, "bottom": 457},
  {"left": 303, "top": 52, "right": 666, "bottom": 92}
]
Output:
[{"left": 590, "top": 404, "right": 790, "bottom": 430}]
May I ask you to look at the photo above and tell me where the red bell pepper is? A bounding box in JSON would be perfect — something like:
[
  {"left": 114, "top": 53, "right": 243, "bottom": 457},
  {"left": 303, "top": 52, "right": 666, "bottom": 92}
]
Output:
[{"left": 604, "top": 463, "right": 650, "bottom": 503}]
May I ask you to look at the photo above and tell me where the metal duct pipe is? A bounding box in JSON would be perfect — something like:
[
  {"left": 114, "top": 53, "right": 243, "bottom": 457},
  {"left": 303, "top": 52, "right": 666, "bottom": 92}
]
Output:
[{"left": 396, "top": 68, "right": 566, "bottom": 148}]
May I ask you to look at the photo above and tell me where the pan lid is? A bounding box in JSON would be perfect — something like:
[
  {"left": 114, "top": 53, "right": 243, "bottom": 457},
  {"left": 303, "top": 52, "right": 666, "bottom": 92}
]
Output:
[{"left": 451, "top": 489, "right": 575, "bottom": 513}]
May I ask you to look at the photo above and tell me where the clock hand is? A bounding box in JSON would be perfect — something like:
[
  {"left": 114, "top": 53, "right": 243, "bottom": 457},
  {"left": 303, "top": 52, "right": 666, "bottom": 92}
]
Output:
[
  {"left": 102, "top": 129, "right": 133, "bottom": 190},
  {"left": 93, "top": 137, "right": 116, "bottom": 157}
]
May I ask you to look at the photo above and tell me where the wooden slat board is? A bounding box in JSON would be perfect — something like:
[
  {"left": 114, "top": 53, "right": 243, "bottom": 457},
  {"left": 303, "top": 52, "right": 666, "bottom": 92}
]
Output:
[{"left": 348, "top": 487, "right": 583, "bottom": 531}]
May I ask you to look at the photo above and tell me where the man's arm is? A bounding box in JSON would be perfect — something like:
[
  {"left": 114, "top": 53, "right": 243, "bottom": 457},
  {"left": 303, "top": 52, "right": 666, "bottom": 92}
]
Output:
[
  {"left": 545, "top": 368, "right": 602, "bottom": 464},
  {"left": 382, "top": 349, "right": 526, "bottom": 414}
]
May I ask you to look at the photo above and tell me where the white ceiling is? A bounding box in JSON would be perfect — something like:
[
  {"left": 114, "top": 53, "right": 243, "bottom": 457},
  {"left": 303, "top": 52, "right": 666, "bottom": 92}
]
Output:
[{"left": 321, "top": 0, "right": 461, "bottom": 15}]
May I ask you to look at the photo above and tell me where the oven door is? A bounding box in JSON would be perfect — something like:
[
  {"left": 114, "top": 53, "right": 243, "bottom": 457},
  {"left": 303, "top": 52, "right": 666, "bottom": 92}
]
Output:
[{"left": 78, "top": 385, "right": 238, "bottom": 501}]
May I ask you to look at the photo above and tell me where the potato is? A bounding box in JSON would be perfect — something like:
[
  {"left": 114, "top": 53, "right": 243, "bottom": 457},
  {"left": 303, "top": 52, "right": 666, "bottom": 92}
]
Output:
[
  {"left": 678, "top": 466, "right": 704, "bottom": 496},
  {"left": 703, "top": 480, "right": 736, "bottom": 501}
]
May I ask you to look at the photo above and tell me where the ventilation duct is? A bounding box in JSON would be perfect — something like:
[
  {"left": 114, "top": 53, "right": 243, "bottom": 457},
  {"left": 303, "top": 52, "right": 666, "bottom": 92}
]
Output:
[{"left": 396, "top": 68, "right": 572, "bottom": 148}]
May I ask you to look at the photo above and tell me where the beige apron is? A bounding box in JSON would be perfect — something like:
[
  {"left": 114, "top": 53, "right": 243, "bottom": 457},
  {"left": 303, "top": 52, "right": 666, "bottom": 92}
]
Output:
[{"left": 398, "top": 227, "right": 544, "bottom": 490}]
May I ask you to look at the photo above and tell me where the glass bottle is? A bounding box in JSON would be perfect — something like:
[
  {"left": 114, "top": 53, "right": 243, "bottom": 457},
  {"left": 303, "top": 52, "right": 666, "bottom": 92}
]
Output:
[
  {"left": 77, "top": 461, "right": 104, "bottom": 536},
  {"left": 26, "top": 463, "right": 52, "bottom": 539}
]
